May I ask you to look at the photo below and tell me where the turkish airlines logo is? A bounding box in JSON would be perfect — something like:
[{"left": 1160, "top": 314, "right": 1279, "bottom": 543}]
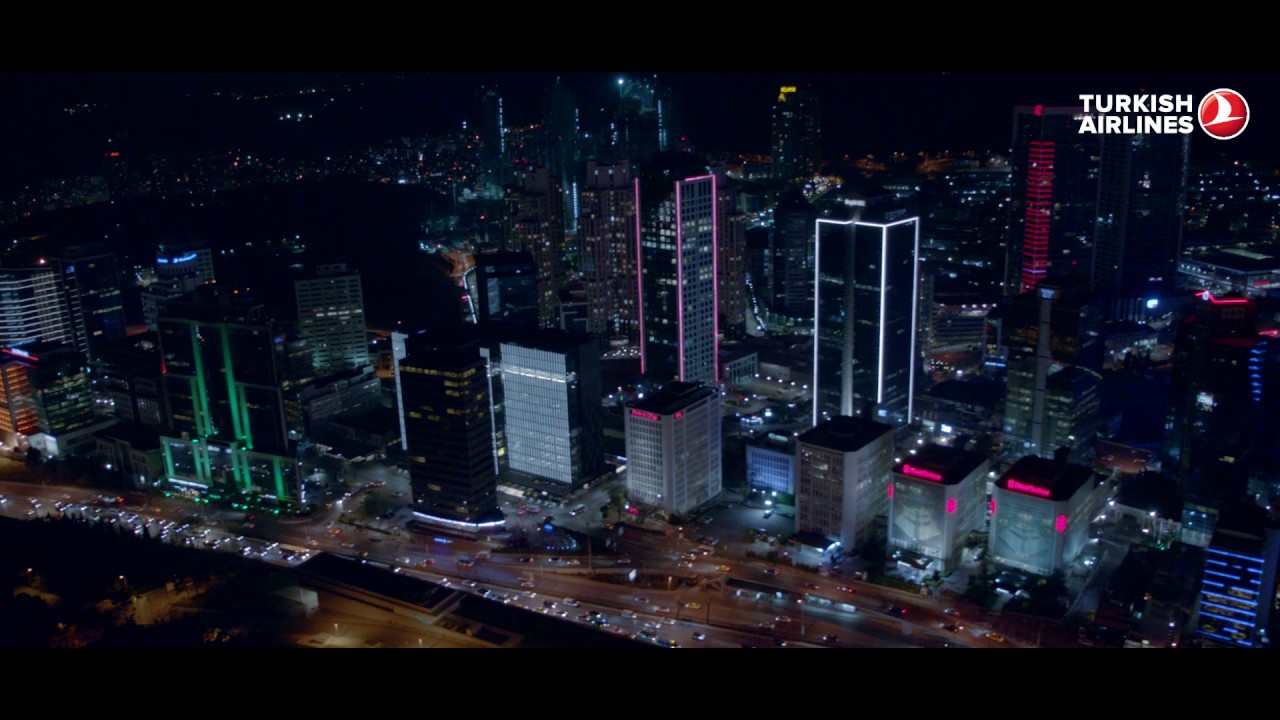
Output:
[{"left": 1198, "top": 89, "right": 1249, "bottom": 140}]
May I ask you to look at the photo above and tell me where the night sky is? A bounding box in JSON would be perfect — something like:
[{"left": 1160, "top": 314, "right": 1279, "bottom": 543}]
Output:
[{"left": 1, "top": 71, "right": 1276, "bottom": 194}]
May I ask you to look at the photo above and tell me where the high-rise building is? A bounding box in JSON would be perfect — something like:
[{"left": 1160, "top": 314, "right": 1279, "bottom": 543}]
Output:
[
  {"left": 888, "top": 444, "right": 991, "bottom": 572},
  {"left": 578, "top": 161, "right": 638, "bottom": 346},
  {"left": 2, "top": 343, "right": 100, "bottom": 457},
  {"left": 47, "top": 246, "right": 127, "bottom": 360},
  {"left": 0, "top": 267, "right": 72, "bottom": 349},
  {"left": 96, "top": 331, "right": 167, "bottom": 428},
  {"left": 473, "top": 251, "right": 539, "bottom": 329},
  {"left": 503, "top": 165, "right": 565, "bottom": 328},
  {"left": 813, "top": 204, "right": 921, "bottom": 428},
  {"left": 1193, "top": 503, "right": 1280, "bottom": 648},
  {"left": 499, "top": 329, "right": 603, "bottom": 490},
  {"left": 624, "top": 382, "right": 721, "bottom": 516},
  {"left": 1002, "top": 280, "right": 1103, "bottom": 462},
  {"left": 1004, "top": 106, "right": 1099, "bottom": 295},
  {"left": 988, "top": 452, "right": 1098, "bottom": 577},
  {"left": 637, "top": 153, "right": 718, "bottom": 386},
  {"left": 1165, "top": 292, "right": 1280, "bottom": 546},
  {"left": 715, "top": 166, "right": 747, "bottom": 340},
  {"left": 294, "top": 263, "right": 370, "bottom": 376},
  {"left": 400, "top": 334, "right": 499, "bottom": 525},
  {"left": 543, "top": 77, "right": 580, "bottom": 236},
  {"left": 1091, "top": 133, "right": 1190, "bottom": 298},
  {"left": 614, "top": 76, "right": 677, "bottom": 165},
  {"left": 157, "top": 289, "right": 299, "bottom": 506},
  {"left": 772, "top": 187, "right": 815, "bottom": 320},
  {"left": 771, "top": 84, "right": 821, "bottom": 185},
  {"left": 796, "top": 415, "right": 894, "bottom": 550}
]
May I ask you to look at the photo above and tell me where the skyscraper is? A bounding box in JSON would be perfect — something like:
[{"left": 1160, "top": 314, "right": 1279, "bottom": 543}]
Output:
[
  {"left": 294, "top": 263, "right": 370, "bottom": 376},
  {"left": 772, "top": 187, "right": 815, "bottom": 320},
  {"left": 578, "top": 161, "right": 638, "bottom": 346},
  {"left": 771, "top": 84, "right": 821, "bottom": 185},
  {"left": 1091, "top": 133, "right": 1190, "bottom": 298},
  {"left": 715, "top": 166, "right": 747, "bottom": 340},
  {"left": 473, "top": 251, "right": 540, "bottom": 329},
  {"left": 0, "top": 343, "right": 96, "bottom": 457},
  {"left": 400, "top": 334, "right": 499, "bottom": 525},
  {"left": 813, "top": 204, "right": 921, "bottom": 428},
  {"left": 499, "top": 329, "right": 603, "bottom": 490},
  {"left": 637, "top": 153, "right": 719, "bottom": 385},
  {"left": 1005, "top": 105, "right": 1099, "bottom": 295},
  {"left": 47, "top": 246, "right": 127, "bottom": 361},
  {"left": 503, "top": 164, "right": 565, "bottom": 328},
  {"left": 0, "top": 267, "right": 72, "bottom": 349},
  {"left": 1001, "top": 280, "right": 1103, "bottom": 462},
  {"left": 157, "top": 289, "right": 299, "bottom": 506}
]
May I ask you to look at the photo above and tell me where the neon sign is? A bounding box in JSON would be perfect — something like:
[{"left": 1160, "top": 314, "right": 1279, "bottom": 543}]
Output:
[
  {"left": 1054, "top": 515, "right": 1068, "bottom": 533},
  {"left": 946, "top": 498, "right": 957, "bottom": 515},
  {"left": 902, "top": 464, "right": 943, "bottom": 482},
  {"left": 780, "top": 86, "right": 797, "bottom": 93},
  {"left": 630, "top": 409, "right": 660, "bottom": 420},
  {"left": 1007, "top": 479, "right": 1051, "bottom": 498},
  {"left": 674, "top": 411, "right": 683, "bottom": 419}
]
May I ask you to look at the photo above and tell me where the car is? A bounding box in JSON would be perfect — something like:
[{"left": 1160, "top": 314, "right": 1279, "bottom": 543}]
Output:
[
  {"left": 620, "top": 609, "right": 637, "bottom": 619},
  {"left": 634, "top": 596, "right": 650, "bottom": 604},
  {"left": 822, "top": 633, "right": 839, "bottom": 643},
  {"left": 717, "top": 564, "right": 731, "bottom": 572},
  {"left": 942, "top": 623, "right": 962, "bottom": 633},
  {"left": 563, "top": 598, "right": 581, "bottom": 607},
  {"left": 836, "top": 585, "right": 856, "bottom": 594},
  {"left": 657, "top": 606, "right": 672, "bottom": 614},
  {"left": 519, "top": 580, "right": 535, "bottom": 589},
  {"left": 519, "top": 556, "right": 535, "bottom": 563},
  {"left": 691, "top": 631, "right": 706, "bottom": 641},
  {"left": 773, "top": 638, "right": 788, "bottom": 647},
  {"left": 677, "top": 561, "right": 694, "bottom": 569},
  {"left": 889, "top": 605, "right": 907, "bottom": 616},
  {"left": 685, "top": 602, "right": 702, "bottom": 610},
  {"left": 464, "top": 580, "right": 479, "bottom": 588},
  {"left": 774, "top": 615, "right": 791, "bottom": 624},
  {"left": 987, "top": 632, "right": 1006, "bottom": 643},
  {"left": 764, "top": 567, "right": 779, "bottom": 576},
  {"left": 758, "top": 621, "right": 775, "bottom": 630},
  {"left": 457, "top": 557, "right": 475, "bottom": 568},
  {"left": 543, "top": 600, "right": 557, "bottom": 609},
  {"left": 804, "top": 582, "right": 820, "bottom": 590},
  {"left": 763, "top": 509, "right": 773, "bottom": 518},
  {"left": 943, "top": 608, "right": 959, "bottom": 616}
]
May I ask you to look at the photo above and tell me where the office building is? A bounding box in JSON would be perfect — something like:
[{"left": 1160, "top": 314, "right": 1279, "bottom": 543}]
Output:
[
  {"left": 772, "top": 187, "right": 815, "bottom": 320},
  {"left": 1091, "top": 133, "right": 1190, "bottom": 297},
  {"left": 813, "top": 205, "right": 921, "bottom": 428},
  {"left": 624, "top": 382, "right": 721, "bottom": 516},
  {"left": 0, "top": 267, "right": 72, "bottom": 349},
  {"left": 1, "top": 343, "right": 99, "bottom": 457},
  {"left": 503, "top": 164, "right": 565, "bottom": 328},
  {"left": 155, "top": 242, "right": 215, "bottom": 285},
  {"left": 796, "top": 415, "right": 894, "bottom": 550},
  {"left": 988, "top": 453, "right": 1097, "bottom": 577},
  {"left": 578, "top": 161, "right": 638, "bottom": 346},
  {"left": 400, "top": 334, "right": 499, "bottom": 525},
  {"left": 1005, "top": 106, "right": 1099, "bottom": 295},
  {"left": 888, "top": 444, "right": 990, "bottom": 572},
  {"left": 1002, "top": 280, "right": 1103, "bottom": 462},
  {"left": 771, "top": 84, "right": 821, "bottom": 185},
  {"left": 746, "top": 432, "right": 796, "bottom": 499},
  {"left": 1194, "top": 503, "right": 1280, "bottom": 648},
  {"left": 46, "top": 246, "right": 127, "bottom": 361},
  {"left": 295, "top": 263, "right": 370, "bottom": 375},
  {"left": 157, "top": 289, "right": 299, "bottom": 506},
  {"left": 474, "top": 251, "right": 540, "bottom": 329},
  {"left": 96, "top": 331, "right": 167, "bottom": 428},
  {"left": 500, "top": 330, "right": 603, "bottom": 489},
  {"left": 637, "top": 153, "right": 718, "bottom": 385}
]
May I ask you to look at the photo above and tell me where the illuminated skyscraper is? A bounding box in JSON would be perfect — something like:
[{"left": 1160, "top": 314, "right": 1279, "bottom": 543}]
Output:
[
  {"left": 503, "top": 165, "right": 565, "bottom": 328},
  {"left": 294, "top": 263, "right": 369, "bottom": 376},
  {"left": 637, "top": 153, "right": 718, "bottom": 385},
  {"left": 813, "top": 204, "right": 921, "bottom": 428},
  {"left": 1004, "top": 105, "right": 1099, "bottom": 295},
  {"left": 796, "top": 415, "right": 894, "bottom": 550},
  {"left": 1091, "top": 132, "right": 1190, "bottom": 297},
  {"left": 47, "top": 246, "right": 126, "bottom": 361},
  {"left": 578, "top": 161, "right": 638, "bottom": 346},
  {"left": 624, "top": 382, "right": 721, "bottom": 515},
  {"left": 0, "top": 268, "right": 71, "bottom": 349},
  {"left": 771, "top": 84, "right": 821, "bottom": 185},
  {"left": 772, "top": 187, "right": 815, "bottom": 320}
]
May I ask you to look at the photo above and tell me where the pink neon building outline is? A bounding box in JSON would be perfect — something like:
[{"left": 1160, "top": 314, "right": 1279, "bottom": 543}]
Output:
[
  {"left": 676, "top": 179, "right": 684, "bottom": 382},
  {"left": 946, "top": 498, "right": 957, "bottom": 515},
  {"left": 635, "top": 178, "right": 645, "bottom": 375}
]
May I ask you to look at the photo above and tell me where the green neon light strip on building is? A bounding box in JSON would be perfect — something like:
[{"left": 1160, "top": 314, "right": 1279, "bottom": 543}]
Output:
[
  {"left": 220, "top": 325, "right": 246, "bottom": 444},
  {"left": 189, "top": 322, "right": 211, "bottom": 437},
  {"left": 273, "top": 458, "right": 285, "bottom": 499}
]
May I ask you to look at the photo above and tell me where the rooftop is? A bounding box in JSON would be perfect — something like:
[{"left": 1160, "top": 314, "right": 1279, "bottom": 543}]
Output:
[
  {"left": 998, "top": 454, "right": 1095, "bottom": 502},
  {"left": 798, "top": 415, "right": 893, "bottom": 453},
  {"left": 893, "top": 443, "right": 987, "bottom": 485},
  {"left": 628, "top": 382, "right": 717, "bottom": 416}
]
